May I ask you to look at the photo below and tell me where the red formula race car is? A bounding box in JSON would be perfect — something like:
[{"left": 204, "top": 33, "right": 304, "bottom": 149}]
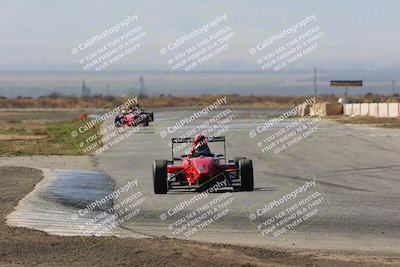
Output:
[
  {"left": 153, "top": 136, "right": 254, "bottom": 194},
  {"left": 114, "top": 108, "right": 154, "bottom": 127}
]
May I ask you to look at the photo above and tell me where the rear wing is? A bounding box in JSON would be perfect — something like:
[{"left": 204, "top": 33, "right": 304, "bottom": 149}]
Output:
[
  {"left": 171, "top": 136, "right": 226, "bottom": 161},
  {"left": 171, "top": 136, "right": 225, "bottom": 143}
]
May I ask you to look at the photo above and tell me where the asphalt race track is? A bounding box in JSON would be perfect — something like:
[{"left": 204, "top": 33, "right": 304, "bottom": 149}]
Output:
[{"left": 95, "top": 108, "right": 400, "bottom": 252}]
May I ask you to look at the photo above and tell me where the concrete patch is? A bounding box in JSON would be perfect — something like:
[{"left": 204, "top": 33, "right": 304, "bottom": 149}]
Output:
[{"left": 6, "top": 168, "right": 147, "bottom": 238}]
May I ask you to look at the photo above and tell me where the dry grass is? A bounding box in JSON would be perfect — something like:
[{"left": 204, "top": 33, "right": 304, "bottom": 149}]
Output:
[
  {"left": 3, "top": 94, "right": 398, "bottom": 109},
  {"left": 0, "top": 113, "right": 100, "bottom": 156},
  {"left": 1, "top": 94, "right": 398, "bottom": 109}
]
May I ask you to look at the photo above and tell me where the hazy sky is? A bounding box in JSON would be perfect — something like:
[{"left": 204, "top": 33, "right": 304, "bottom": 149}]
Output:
[{"left": 1, "top": 0, "right": 399, "bottom": 70}]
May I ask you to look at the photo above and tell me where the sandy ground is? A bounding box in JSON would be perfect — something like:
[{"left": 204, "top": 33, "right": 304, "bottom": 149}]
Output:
[
  {"left": 0, "top": 155, "right": 97, "bottom": 170},
  {"left": 1, "top": 166, "right": 400, "bottom": 266}
]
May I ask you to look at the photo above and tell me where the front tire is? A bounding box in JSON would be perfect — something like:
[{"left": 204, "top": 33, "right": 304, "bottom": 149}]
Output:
[
  {"left": 114, "top": 116, "right": 122, "bottom": 127},
  {"left": 239, "top": 159, "right": 254, "bottom": 191},
  {"left": 153, "top": 160, "right": 168, "bottom": 194}
]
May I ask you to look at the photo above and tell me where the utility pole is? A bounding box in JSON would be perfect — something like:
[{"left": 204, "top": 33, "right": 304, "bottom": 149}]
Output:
[
  {"left": 81, "top": 80, "right": 86, "bottom": 97},
  {"left": 139, "top": 76, "right": 146, "bottom": 97},
  {"left": 313, "top": 67, "right": 317, "bottom": 96},
  {"left": 392, "top": 80, "right": 396, "bottom": 95},
  {"left": 106, "top": 83, "right": 110, "bottom": 96}
]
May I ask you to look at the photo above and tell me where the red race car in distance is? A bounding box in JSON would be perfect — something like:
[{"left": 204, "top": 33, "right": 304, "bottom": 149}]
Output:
[
  {"left": 153, "top": 136, "right": 254, "bottom": 194},
  {"left": 114, "top": 108, "right": 154, "bottom": 127}
]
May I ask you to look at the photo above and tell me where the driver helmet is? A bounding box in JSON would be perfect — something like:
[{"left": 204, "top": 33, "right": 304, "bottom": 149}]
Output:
[{"left": 193, "top": 133, "right": 206, "bottom": 145}]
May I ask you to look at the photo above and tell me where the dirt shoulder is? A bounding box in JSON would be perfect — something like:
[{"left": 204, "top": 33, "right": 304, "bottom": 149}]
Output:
[
  {"left": 329, "top": 115, "right": 400, "bottom": 128},
  {"left": 1, "top": 166, "right": 399, "bottom": 266}
]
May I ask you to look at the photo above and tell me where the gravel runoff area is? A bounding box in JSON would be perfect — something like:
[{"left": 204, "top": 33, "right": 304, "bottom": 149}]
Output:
[{"left": 1, "top": 164, "right": 400, "bottom": 266}]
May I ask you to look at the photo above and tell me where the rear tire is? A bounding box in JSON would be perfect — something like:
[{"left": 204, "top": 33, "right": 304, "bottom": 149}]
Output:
[
  {"left": 153, "top": 160, "right": 168, "bottom": 194},
  {"left": 239, "top": 159, "right": 254, "bottom": 191},
  {"left": 148, "top": 112, "right": 154, "bottom": 122},
  {"left": 233, "top": 157, "right": 246, "bottom": 168}
]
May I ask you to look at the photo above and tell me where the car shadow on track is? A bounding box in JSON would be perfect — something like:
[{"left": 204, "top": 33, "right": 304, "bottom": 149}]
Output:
[{"left": 165, "top": 186, "right": 278, "bottom": 194}]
